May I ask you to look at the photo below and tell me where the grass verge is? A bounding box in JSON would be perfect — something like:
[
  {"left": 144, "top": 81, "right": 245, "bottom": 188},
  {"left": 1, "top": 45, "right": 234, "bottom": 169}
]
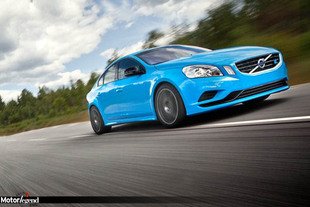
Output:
[{"left": 0, "top": 111, "right": 89, "bottom": 136}]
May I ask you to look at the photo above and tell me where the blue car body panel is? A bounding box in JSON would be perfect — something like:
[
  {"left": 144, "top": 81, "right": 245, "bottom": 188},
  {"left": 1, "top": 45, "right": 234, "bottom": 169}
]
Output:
[{"left": 87, "top": 46, "right": 289, "bottom": 126}]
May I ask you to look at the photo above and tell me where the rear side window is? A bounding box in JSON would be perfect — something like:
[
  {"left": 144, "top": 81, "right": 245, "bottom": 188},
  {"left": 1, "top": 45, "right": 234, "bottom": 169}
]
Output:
[
  {"left": 118, "top": 58, "right": 144, "bottom": 80},
  {"left": 98, "top": 64, "right": 117, "bottom": 86},
  {"left": 104, "top": 65, "right": 116, "bottom": 84}
]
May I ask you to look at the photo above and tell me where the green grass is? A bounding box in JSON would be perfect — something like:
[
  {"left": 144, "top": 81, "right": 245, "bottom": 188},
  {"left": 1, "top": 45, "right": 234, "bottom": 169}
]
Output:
[
  {"left": 287, "top": 59, "right": 310, "bottom": 85},
  {"left": 0, "top": 111, "right": 89, "bottom": 136}
]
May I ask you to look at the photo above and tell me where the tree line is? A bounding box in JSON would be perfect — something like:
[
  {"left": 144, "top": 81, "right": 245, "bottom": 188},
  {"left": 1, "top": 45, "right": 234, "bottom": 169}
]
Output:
[
  {"left": 171, "top": 0, "right": 309, "bottom": 62},
  {"left": 0, "top": 73, "right": 99, "bottom": 126}
]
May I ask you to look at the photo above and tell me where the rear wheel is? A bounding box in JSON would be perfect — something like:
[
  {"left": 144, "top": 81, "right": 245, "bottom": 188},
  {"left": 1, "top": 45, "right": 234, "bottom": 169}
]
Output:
[
  {"left": 89, "top": 106, "right": 111, "bottom": 135},
  {"left": 155, "top": 84, "right": 186, "bottom": 127},
  {"left": 243, "top": 95, "right": 270, "bottom": 106}
]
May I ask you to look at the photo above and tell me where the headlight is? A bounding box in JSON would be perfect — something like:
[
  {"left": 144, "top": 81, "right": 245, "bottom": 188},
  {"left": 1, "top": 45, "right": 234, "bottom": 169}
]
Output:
[{"left": 182, "top": 65, "right": 223, "bottom": 78}]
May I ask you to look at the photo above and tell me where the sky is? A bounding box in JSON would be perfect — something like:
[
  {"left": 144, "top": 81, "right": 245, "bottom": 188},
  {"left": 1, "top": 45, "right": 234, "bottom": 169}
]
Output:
[{"left": 0, "top": 0, "right": 223, "bottom": 102}]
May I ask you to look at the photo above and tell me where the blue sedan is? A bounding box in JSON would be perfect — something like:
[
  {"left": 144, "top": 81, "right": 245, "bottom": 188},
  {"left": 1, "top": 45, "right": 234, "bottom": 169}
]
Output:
[{"left": 86, "top": 45, "right": 289, "bottom": 134}]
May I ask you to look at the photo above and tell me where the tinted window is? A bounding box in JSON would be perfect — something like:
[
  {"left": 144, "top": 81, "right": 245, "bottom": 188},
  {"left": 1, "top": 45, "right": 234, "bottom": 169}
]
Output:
[
  {"left": 136, "top": 46, "right": 210, "bottom": 65},
  {"left": 103, "top": 64, "right": 117, "bottom": 84},
  {"left": 118, "top": 58, "right": 144, "bottom": 80}
]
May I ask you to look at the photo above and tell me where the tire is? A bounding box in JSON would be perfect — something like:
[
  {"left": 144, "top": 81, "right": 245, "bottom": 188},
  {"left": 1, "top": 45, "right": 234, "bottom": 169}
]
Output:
[
  {"left": 155, "top": 83, "right": 186, "bottom": 127},
  {"left": 89, "top": 106, "right": 111, "bottom": 135},
  {"left": 243, "top": 95, "right": 270, "bottom": 106}
]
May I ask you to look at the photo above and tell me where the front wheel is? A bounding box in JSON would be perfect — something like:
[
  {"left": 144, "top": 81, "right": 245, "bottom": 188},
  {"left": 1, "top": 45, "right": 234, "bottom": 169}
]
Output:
[
  {"left": 155, "top": 84, "right": 186, "bottom": 127},
  {"left": 89, "top": 106, "right": 111, "bottom": 135}
]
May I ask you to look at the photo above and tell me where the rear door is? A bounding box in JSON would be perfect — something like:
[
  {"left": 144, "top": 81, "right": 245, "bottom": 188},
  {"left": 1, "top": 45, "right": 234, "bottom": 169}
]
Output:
[{"left": 96, "top": 63, "right": 118, "bottom": 123}]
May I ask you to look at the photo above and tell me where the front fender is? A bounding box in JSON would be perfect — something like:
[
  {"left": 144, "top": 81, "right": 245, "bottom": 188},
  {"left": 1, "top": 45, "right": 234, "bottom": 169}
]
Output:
[{"left": 150, "top": 69, "right": 190, "bottom": 115}]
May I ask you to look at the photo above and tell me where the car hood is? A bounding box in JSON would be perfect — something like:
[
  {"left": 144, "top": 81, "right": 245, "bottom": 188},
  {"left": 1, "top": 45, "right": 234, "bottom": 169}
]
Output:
[{"left": 155, "top": 46, "right": 279, "bottom": 69}]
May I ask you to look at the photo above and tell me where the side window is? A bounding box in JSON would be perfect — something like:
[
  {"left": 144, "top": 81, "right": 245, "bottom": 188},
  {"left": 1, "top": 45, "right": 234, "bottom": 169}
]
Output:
[
  {"left": 103, "top": 64, "right": 117, "bottom": 84},
  {"left": 118, "top": 58, "right": 144, "bottom": 80}
]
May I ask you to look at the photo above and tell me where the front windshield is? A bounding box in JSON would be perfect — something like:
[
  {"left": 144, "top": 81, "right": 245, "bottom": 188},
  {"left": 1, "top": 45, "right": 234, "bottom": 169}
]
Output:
[{"left": 136, "top": 46, "right": 211, "bottom": 65}]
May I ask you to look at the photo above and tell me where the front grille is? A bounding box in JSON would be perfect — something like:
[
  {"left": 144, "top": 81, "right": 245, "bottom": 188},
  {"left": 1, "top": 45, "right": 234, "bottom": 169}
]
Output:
[
  {"left": 199, "top": 91, "right": 241, "bottom": 107},
  {"left": 199, "top": 79, "right": 287, "bottom": 107},
  {"left": 235, "top": 53, "right": 280, "bottom": 74},
  {"left": 237, "top": 79, "right": 287, "bottom": 99}
]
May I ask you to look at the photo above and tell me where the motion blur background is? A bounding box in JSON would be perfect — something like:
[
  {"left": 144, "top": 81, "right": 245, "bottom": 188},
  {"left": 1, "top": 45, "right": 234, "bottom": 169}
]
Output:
[{"left": 0, "top": 0, "right": 309, "bottom": 135}]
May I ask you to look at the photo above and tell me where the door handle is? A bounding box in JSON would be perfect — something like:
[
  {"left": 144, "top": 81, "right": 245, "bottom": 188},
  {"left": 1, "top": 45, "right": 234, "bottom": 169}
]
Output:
[{"left": 116, "top": 88, "right": 123, "bottom": 93}]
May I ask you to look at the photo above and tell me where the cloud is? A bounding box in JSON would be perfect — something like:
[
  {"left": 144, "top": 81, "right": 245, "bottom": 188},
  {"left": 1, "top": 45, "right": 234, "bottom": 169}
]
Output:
[
  {"left": 0, "top": 0, "right": 115, "bottom": 85},
  {"left": 100, "top": 0, "right": 222, "bottom": 37},
  {"left": 100, "top": 41, "right": 144, "bottom": 59},
  {"left": 154, "top": 23, "right": 200, "bottom": 46},
  {"left": 0, "top": 90, "right": 20, "bottom": 103},
  {"left": 37, "top": 69, "right": 90, "bottom": 89},
  {"left": 131, "top": 0, "right": 223, "bottom": 25},
  {"left": 99, "top": 0, "right": 222, "bottom": 59},
  {"left": 0, "top": 0, "right": 223, "bottom": 101},
  {"left": 125, "top": 21, "right": 134, "bottom": 28},
  {"left": 118, "top": 41, "right": 144, "bottom": 56},
  {"left": 100, "top": 48, "right": 115, "bottom": 59}
]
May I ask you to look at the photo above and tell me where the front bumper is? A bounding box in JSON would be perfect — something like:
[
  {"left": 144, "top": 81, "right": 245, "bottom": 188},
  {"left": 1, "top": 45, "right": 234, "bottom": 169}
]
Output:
[{"left": 179, "top": 60, "right": 289, "bottom": 116}]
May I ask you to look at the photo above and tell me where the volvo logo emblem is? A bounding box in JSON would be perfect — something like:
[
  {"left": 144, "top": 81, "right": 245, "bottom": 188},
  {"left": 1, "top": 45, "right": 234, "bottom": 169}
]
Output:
[
  {"left": 257, "top": 58, "right": 266, "bottom": 68},
  {"left": 249, "top": 54, "right": 272, "bottom": 74}
]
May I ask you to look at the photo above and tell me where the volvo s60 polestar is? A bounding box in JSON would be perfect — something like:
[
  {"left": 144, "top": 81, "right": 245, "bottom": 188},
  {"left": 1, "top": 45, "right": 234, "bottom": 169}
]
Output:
[{"left": 86, "top": 45, "right": 289, "bottom": 134}]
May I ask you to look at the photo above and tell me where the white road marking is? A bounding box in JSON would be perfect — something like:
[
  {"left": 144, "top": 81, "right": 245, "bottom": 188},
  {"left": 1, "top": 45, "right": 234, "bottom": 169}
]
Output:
[
  {"left": 29, "top": 138, "right": 47, "bottom": 141},
  {"left": 68, "top": 134, "right": 91, "bottom": 139},
  {"left": 6, "top": 139, "right": 16, "bottom": 142},
  {"left": 43, "top": 134, "right": 91, "bottom": 142},
  {"left": 50, "top": 125, "right": 60, "bottom": 129},
  {"left": 191, "top": 116, "right": 310, "bottom": 129},
  {"left": 68, "top": 123, "right": 79, "bottom": 127}
]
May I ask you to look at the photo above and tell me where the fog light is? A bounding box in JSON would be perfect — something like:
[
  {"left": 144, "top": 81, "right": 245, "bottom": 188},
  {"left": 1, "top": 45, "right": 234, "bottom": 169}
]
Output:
[
  {"left": 224, "top": 66, "right": 235, "bottom": 75},
  {"left": 198, "top": 91, "right": 217, "bottom": 102}
]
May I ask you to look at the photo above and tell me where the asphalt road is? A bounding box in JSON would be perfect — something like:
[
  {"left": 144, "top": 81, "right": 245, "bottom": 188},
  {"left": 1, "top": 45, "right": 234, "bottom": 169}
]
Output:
[{"left": 0, "top": 83, "right": 310, "bottom": 206}]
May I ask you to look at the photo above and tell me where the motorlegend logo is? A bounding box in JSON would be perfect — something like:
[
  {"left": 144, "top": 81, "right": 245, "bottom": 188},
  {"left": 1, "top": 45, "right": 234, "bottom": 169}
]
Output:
[{"left": 1, "top": 192, "right": 39, "bottom": 205}]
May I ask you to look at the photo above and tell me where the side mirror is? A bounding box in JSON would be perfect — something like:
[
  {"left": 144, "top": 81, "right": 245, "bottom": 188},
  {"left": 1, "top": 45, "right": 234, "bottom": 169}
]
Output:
[{"left": 124, "top": 66, "right": 145, "bottom": 77}]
